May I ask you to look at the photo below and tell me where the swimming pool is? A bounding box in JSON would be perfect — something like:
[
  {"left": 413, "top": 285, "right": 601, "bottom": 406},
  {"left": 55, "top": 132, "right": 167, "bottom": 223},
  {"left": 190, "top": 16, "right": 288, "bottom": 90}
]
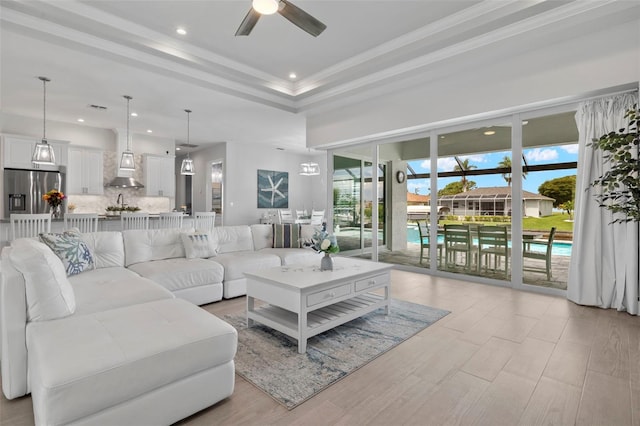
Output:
[{"left": 406, "top": 225, "right": 573, "bottom": 257}]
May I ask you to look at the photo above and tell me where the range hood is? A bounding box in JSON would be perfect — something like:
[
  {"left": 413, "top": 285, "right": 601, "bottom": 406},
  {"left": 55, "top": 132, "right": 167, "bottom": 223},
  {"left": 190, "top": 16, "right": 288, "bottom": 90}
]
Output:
[
  {"left": 109, "top": 127, "right": 144, "bottom": 188},
  {"left": 107, "top": 176, "right": 144, "bottom": 188}
]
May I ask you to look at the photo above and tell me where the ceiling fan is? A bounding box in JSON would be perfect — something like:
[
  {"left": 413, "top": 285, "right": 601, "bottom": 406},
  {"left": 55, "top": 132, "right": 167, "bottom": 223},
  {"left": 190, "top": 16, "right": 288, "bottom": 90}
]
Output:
[{"left": 235, "top": 0, "right": 326, "bottom": 37}]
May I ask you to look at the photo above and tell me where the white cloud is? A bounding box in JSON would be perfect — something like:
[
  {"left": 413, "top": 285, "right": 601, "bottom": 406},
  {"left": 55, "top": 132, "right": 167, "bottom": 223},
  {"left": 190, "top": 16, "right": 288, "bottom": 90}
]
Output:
[
  {"left": 437, "top": 157, "right": 458, "bottom": 171},
  {"left": 460, "top": 154, "right": 487, "bottom": 163},
  {"left": 525, "top": 148, "right": 558, "bottom": 162},
  {"left": 561, "top": 144, "right": 579, "bottom": 154},
  {"left": 419, "top": 159, "right": 431, "bottom": 171}
]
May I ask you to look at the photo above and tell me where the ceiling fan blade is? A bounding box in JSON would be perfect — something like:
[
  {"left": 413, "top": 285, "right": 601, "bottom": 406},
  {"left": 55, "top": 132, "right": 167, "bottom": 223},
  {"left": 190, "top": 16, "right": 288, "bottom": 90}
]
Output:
[
  {"left": 278, "top": 0, "right": 326, "bottom": 37},
  {"left": 235, "top": 8, "right": 261, "bottom": 36}
]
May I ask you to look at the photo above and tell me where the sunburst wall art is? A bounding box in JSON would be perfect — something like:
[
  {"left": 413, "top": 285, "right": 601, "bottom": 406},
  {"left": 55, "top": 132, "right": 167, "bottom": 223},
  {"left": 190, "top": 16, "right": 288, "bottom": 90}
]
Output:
[{"left": 257, "top": 169, "right": 289, "bottom": 208}]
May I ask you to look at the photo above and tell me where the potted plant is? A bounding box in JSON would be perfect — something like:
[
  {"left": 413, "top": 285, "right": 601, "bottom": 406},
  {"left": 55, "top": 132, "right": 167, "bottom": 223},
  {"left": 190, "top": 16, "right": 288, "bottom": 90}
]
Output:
[
  {"left": 589, "top": 106, "right": 640, "bottom": 222},
  {"left": 105, "top": 206, "right": 119, "bottom": 216}
]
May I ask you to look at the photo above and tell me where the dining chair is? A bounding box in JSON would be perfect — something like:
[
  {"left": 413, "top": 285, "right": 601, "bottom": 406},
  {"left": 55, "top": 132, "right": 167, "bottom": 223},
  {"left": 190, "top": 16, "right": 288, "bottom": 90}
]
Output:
[
  {"left": 279, "top": 209, "right": 294, "bottom": 224},
  {"left": 194, "top": 211, "right": 216, "bottom": 232},
  {"left": 416, "top": 220, "right": 442, "bottom": 266},
  {"left": 523, "top": 227, "right": 556, "bottom": 280},
  {"left": 64, "top": 213, "right": 99, "bottom": 233},
  {"left": 295, "top": 210, "right": 307, "bottom": 220},
  {"left": 310, "top": 210, "right": 324, "bottom": 226},
  {"left": 10, "top": 213, "right": 52, "bottom": 241},
  {"left": 477, "top": 225, "right": 509, "bottom": 277},
  {"left": 444, "top": 224, "right": 475, "bottom": 270},
  {"left": 120, "top": 212, "right": 150, "bottom": 230},
  {"left": 157, "top": 212, "right": 184, "bottom": 229}
]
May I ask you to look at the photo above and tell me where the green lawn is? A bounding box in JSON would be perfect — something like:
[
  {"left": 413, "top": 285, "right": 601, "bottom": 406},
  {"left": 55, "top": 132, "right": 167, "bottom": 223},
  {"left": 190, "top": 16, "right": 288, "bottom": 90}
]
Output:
[
  {"left": 436, "top": 213, "right": 574, "bottom": 233},
  {"left": 522, "top": 213, "right": 574, "bottom": 232}
]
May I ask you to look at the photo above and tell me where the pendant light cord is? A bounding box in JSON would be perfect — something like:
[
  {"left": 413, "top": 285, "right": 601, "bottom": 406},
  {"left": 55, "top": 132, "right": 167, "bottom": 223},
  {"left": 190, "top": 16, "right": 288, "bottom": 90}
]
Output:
[
  {"left": 43, "top": 78, "right": 46, "bottom": 140},
  {"left": 185, "top": 109, "right": 192, "bottom": 159},
  {"left": 124, "top": 95, "right": 132, "bottom": 151},
  {"left": 38, "top": 76, "right": 50, "bottom": 141}
]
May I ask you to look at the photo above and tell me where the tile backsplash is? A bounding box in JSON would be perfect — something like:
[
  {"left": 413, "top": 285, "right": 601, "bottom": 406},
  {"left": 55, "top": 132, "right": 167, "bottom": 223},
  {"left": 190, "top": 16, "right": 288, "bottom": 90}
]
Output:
[{"left": 66, "top": 152, "right": 171, "bottom": 214}]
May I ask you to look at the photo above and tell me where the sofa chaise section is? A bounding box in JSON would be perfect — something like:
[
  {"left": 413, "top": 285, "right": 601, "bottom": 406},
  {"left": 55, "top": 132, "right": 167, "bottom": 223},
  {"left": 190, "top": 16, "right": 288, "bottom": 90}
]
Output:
[{"left": 27, "top": 298, "right": 237, "bottom": 426}]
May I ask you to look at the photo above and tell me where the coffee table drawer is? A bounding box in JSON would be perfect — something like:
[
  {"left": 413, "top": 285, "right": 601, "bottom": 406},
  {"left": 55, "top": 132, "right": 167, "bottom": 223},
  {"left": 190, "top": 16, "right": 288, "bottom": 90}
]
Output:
[
  {"left": 307, "top": 283, "right": 352, "bottom": 307},
  {"left": 355, "top": 273, "right": 389, "bottom": 292}
]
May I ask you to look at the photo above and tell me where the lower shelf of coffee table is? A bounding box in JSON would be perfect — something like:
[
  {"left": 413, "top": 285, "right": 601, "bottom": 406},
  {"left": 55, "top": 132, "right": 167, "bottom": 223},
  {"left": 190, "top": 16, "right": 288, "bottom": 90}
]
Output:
[{"left": 250, "top": 292, "right": 385, "bottom": 335}]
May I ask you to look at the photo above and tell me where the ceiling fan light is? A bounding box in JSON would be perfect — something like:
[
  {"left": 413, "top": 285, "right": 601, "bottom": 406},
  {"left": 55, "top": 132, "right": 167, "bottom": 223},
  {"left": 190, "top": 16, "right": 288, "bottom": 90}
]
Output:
[
  {"left": 120, "top": 150, "right": 135, "bottom": 171},
  {"left": 252, "top": 0, "right": 279, "bottom": 15},
  {"left": 32, "top": 140, "right": 56, "bottom": 165}
]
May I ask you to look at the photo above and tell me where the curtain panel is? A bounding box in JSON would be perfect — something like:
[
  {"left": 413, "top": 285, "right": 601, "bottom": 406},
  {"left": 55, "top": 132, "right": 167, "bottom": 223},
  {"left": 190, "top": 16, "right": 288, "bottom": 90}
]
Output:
[{"left": 568, "top": 92, "right": 639, "bottom": 315}]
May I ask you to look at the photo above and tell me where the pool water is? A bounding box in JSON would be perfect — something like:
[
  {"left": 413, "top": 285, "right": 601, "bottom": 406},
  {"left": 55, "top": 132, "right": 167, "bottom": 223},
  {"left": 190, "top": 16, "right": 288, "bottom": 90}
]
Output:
[{"left": 406, "top": 225, "right": 573, "bottom": 257}]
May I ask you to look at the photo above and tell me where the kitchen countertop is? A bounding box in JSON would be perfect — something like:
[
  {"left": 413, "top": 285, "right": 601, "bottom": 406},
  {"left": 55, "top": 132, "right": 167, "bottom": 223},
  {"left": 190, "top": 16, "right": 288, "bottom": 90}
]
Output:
[{"left": 0, "top": 213, "right": 192, "bottom": 223}]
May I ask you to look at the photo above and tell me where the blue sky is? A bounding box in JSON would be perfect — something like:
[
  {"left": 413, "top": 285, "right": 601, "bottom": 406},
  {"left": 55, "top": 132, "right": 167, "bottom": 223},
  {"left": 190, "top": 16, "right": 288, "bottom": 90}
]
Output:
[{"left": 406, "top": 143, "right": 578, "bottom": 195}]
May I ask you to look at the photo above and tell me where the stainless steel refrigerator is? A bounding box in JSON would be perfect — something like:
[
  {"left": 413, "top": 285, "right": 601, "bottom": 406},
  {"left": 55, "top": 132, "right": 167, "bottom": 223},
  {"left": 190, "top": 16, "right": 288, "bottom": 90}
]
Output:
[{"left": 4, "top": 168, "right": 65, "bottom": 218}]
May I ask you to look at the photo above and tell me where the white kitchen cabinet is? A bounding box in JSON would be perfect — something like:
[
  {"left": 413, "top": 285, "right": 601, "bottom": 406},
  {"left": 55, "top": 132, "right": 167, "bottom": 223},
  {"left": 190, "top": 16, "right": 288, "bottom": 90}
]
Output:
[
  {"left": 3, "top": 135, "right": 68, "bottom": 170},
  {"left": 67, "top": 147, "right": 104, "bottom": 195},
  {"left": 144, "top": 155, "right": 175, "bottom": 197}
]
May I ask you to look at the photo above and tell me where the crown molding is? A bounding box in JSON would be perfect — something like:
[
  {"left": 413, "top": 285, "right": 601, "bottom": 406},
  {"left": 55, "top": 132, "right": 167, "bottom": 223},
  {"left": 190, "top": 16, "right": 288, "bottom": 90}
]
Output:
[
  {"left": 2, "top": 0, "right": 635, "bottom": 115},
  {"left": 295, "top": 0, "right": 630, "bottom": 111},
  {"left": 44, "top": 0, "right": 296, "bottom": 95},
  {"left": 1, "top": 7, "right": 298, "bottom": 111},
  {"left": 293, "top": 0, "right": 544, "bottom": 96}
]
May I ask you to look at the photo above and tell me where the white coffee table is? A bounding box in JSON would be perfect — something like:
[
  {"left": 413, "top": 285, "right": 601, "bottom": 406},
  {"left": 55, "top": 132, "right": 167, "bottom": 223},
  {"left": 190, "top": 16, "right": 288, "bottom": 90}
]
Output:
[{"left": 244, "top": 257, "right": 393, "bottom": 354}]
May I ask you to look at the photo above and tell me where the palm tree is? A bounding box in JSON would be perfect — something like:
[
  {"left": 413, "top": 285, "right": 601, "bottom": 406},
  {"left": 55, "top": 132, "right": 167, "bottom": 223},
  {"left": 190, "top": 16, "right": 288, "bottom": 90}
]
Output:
[
  {"left": 498, "top": 156, "right": 512, "bottom": 186},
  {"left": 498, "top": 155, "right": 527, "bottom": 186},
  {"left": 453, "top": 158, "right": 477, "bottom": 192}
]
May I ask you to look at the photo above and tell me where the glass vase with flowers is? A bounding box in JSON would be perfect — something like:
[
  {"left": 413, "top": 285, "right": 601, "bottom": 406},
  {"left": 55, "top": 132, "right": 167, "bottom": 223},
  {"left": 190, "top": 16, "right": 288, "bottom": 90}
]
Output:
[
  {"left": 305, "top": 229, "right": 340, "bottom": 271},
  {"left": 43, "top": 188, "right": 66, "bottom": 218}
]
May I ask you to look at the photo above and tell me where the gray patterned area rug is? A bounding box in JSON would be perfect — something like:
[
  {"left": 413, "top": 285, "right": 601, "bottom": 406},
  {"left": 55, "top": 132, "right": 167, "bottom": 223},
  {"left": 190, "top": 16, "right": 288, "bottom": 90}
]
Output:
[{"left": 225, "top": 299, "right": 449, "bottom": 409}]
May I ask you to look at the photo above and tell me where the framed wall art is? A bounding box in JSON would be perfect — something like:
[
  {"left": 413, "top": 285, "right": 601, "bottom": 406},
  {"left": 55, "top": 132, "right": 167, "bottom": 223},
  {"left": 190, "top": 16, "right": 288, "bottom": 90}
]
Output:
[{"left": 257, "top": 169, "right": 289, "bottom": 208}]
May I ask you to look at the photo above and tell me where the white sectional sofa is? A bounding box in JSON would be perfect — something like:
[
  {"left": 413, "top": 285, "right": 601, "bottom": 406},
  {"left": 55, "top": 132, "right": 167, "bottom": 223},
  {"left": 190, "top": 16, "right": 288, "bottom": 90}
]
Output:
[{"left": 0, "top": 223, "right": 319, "bottom": 425}]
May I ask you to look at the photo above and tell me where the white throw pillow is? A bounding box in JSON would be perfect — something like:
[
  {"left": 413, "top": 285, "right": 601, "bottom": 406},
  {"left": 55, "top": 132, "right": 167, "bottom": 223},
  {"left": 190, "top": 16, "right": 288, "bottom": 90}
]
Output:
[
  {"left": 181, "top": 232, "right": 218, "bottom": 259},
  {"left": 9, "top": 238, "right": 76, "bottom": 322}
]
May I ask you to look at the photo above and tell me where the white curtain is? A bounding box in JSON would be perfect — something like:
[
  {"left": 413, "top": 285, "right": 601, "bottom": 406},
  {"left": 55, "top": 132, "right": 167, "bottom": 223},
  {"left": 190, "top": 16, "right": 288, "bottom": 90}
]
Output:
[{"left": 568, "top": 92, "right": 639, "bottom": 315}]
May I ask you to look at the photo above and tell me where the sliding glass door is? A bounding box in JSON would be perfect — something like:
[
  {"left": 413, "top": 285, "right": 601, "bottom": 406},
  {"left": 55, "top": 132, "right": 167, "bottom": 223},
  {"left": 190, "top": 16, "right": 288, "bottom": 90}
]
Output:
[{"left": 332, "top": 149, "right": 386, "bottom": 257}]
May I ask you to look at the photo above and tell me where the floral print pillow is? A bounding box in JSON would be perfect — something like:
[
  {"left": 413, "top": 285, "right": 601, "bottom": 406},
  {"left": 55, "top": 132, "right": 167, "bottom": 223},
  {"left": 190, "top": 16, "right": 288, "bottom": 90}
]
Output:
[{"left": 39, "top": 228, "right": 95, "bottom": 276}]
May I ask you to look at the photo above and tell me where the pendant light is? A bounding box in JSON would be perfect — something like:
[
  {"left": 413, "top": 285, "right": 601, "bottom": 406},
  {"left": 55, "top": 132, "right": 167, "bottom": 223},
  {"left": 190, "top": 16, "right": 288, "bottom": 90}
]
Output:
[
  {"left": 180, "top": 109, "right": 195, "bottom": 175},
  {"left": 119, "top": 95, "right": 135, "bottom": 171},
  {"left": 299, "top": 149, "right": 320, "bottom": 176},
  {"left": 32, "top": 76, "right": 56, "bottom": 165}
]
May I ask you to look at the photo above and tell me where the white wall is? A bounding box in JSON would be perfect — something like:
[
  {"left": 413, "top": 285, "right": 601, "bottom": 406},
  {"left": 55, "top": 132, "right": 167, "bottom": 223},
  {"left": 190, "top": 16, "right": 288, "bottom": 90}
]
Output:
[
  {"left": 224, "top": 143, "right": 327, "bottom": 226},
  {"left": 306, "top": 20, "right": 640, "bottom": 147},
  {"left": 187, "top": 143, "right": 227, "bottom": 216},
  {"left": 0, "top": 112, "right": 114, "bottom": 149}
]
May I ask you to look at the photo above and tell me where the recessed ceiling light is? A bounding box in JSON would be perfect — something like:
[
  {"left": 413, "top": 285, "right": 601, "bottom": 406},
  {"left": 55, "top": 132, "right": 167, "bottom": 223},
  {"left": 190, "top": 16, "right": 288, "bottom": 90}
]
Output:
[
  {"left": 77, "top": 118, "right": 84, "bottom": 122},
  {"left": 289, "top": 72, "right": 297, "bottom": 79},
  {"left": 131, "top": 112, "right": 138, "bottom": 117},
  {"left": 484, "top": 130, "right": 496, "bottom": 136},
  {"left": 176, "top": 27, "right": 187, "bottom": 35},
  {"left": 176, "top": 147, "right": 181, "bottom": 151},
  {"left": 146, "top": 129, "right": 153, "bottom": 133},
  {"left": 522, "top": 120, "right": 529, "bottom": 125},
  {"left": 440, "top": 135, "right": 445, "bottom": 139}
]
